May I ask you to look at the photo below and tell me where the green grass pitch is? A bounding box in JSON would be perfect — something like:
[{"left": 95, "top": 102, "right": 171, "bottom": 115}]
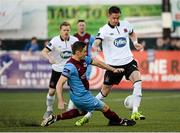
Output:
[{"left": 0, "top": 90, "right": 179, "bottom": 132}]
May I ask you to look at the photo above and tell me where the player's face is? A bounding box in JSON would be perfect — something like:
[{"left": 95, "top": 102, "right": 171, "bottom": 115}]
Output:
[
  {"left": 108, "top": 13, "right": 120, "bottom": 26},
  {"left": 60, "top": 25, "right": 70, "bottom": 39},
  {"left": 77, "top": 22, "right": 86, "bottom": 33},
  {"left": 31, "top": 39, "right": 37, "bottom": 44},
  {"left": 78, "top": 46, "right": 87, "bottom": 59}
]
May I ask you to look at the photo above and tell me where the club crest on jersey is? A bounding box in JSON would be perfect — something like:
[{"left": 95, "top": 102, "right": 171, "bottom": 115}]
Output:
[
  {"left": 124, "top": 28, "right": 128, "bottom": 33},
  {"left": 81, "top": 73, "right": 86, "bottom": 79},
  {"left": 114, "top": 37, "right": 127, "bottom": 48},
  {"left": 83, "top": 62, "right": 87, "bottom": 67},
  {"left": 85, "top": 38, "right": 89, "bottom": 43},
  {"left": 60, "top": 51, "right": 72, "bottom": 59}
]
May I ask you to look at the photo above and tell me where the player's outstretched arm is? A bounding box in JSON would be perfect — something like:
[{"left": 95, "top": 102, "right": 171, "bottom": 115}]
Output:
[
  {"left": 56, "top": 75, "right": 68, "bottom": 110},
  {"left": 91, "top": 39, "right": 102, "bottom": 57},
  {"left": 130, "top": 32, "right": 144, "bottom": 51},
  {"left": 91, "top": 59, "right": 124, "bottom": 73}
]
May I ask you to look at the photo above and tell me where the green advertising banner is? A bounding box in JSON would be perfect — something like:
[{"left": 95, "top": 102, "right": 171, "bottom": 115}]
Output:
[{"left": 48, "top": 5, "right": 161, "bottom": 38}]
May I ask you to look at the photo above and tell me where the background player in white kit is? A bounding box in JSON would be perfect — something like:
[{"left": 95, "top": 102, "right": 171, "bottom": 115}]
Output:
[
  {"left": 75, "top": 6, "right": 145, "bottom": 126},
  {"left": 41, "top": 21, "right": 78, "bottom": 120}
]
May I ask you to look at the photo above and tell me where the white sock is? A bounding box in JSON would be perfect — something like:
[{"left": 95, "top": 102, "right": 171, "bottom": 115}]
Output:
[
  {"left": 67, "top": 99, "right": 75, "bottom": 111},
  {"left": 84, "top": 112, "right": 93, "bottom": 119},
  {"left": 46, "top": 94, "right": 55, "bottom": 112},
  {"left": 132, "top": 81, "right": 142, "bottom": 113},
  {"left": 95, "top": 92, "right": 105, "bottom": 100}
]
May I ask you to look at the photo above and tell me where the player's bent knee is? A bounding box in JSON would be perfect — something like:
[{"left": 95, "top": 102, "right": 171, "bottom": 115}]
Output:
[
  {"left": 101, "top": 85, "right": 112, "bottom": 96},
  {"left": 102, "top": 104, "right": 110, "bottom": 112},
  {"left": 48, "top": 88, "right": 56, "bottom": 96}
]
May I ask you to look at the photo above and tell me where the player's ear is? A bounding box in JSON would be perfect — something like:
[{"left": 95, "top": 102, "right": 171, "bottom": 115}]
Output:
[{"left": 75, "top": 50, "right": 80, "bottom": 55}]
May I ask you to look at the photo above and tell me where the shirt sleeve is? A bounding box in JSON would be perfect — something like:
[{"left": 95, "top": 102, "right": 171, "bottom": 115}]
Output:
[
  {"left": 74, "top": 37, "right": 79, "bottom": 42},
  {"left": 46, "top": 38, "right": 55, "bottom": 51},
  {"left": 95, "top": 27, "right": 105, "bottom": 40},
  {"left": 89, "top": 35, "right": 95, "bottom": 47},
  {"left": 62, "top": 63, "right": 74, "bottom": 78},
  {"left": 85, "top": 56, "right": 92, "bottom": 65}
]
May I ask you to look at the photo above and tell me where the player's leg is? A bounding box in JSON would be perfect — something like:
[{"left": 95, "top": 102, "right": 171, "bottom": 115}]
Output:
[
  {"left": 101, "top": 104, "right": 136, "bottom": 126},
  {"left": 75, "top": 93, "right": 135, "bottom": 126},
  {"left": 96, "top": 69, "right": 122, "bottom": 101},
  {"left": 41, "top": 109, "right": 86, "bottom": 127},
  {"left": 43, "top": 70, "right": 61, "bottom": 119},
  {"left": 75, "top": 97, "right": 135, "bottom": 126},
  {"left": 96, "top": 84, "right": 112, "bottom": 100},
  {"left": 79, "top": 70, "right": 122, "bottom": 123},
  {"left": 43, "top": 88, "right": 56, "bottom": 119},
  {"left": 129, "top": 71, "right": 145, "bottom": 120},
  {"left": 82, "top": 85, "right": 112, "bottom": 120},
  {"left": 66, "top": 99, "right": 76, "bottom": 111}
]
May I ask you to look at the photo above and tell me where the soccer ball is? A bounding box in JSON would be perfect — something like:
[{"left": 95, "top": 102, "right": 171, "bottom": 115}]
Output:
[{"left": 124, "top": 95, "right": 134, "bottom": 110}]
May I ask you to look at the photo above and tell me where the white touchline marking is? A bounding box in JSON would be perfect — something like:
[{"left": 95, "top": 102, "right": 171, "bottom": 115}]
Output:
[{"left": 106, "top": 94, "right": 180, "bottom": 102}]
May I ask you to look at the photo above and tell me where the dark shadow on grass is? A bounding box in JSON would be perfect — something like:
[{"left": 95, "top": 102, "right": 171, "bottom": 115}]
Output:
[{"left": 0, "top": 119, "right": 40, "bottom": 127}]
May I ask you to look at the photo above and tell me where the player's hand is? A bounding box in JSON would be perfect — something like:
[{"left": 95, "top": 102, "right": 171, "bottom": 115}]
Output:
[
  {"left": 58, "top": 100, "right": 66, "bottom": 110},
  {"left": 113, "top": 68, "right": 124, "bottom": 73},
  {"left": 134, "top": 43, "right": 144, "bottom": 51}
]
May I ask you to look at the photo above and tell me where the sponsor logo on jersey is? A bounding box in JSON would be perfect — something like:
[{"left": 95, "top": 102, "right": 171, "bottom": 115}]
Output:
[
  {"left": 60, "top": 51, "right": 72, "bottom": 59},
  {"left": 114, "top": 37, "right": 127, "bottom": 47},
  {"left": 85, "top": 38, "right": 89, "bottom": 43},
  {"left": 83, "top": 62, "right": 87, "bottom": 67}
]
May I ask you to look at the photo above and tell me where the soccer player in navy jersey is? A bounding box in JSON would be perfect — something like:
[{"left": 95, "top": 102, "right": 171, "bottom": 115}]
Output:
[{"left": 41, "top": 41, "right": 136, "bottom": 127}]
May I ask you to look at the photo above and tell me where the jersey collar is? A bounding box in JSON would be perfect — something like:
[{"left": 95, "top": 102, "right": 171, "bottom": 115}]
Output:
[
  {"left": 60, "top": 35, "right": 70, "bottom": 41},
  {"left": 108, "top": 22, "right": 120, "bottom": 28}
]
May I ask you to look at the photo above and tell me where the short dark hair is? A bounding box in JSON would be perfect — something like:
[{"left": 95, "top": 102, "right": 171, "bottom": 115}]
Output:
[
  {"left": 31, "top": 37, "right": 37, "bottom": 41},
  {"left": 59, "top": 21, "right": 71, "bottom": 29},
  {"left": 77, "top": 19, "right": 85, "bottom": 24},
  {"left": 72, "top": 41, "right": 86, "bottom": 54},
  {"left": 108, "top": 6, "right": 121, "bottom": 14}
]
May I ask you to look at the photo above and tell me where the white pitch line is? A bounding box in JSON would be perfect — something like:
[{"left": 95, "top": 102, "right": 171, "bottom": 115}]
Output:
[{"left": 106, "top": 94, "right": 180, "bottom": 102}]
